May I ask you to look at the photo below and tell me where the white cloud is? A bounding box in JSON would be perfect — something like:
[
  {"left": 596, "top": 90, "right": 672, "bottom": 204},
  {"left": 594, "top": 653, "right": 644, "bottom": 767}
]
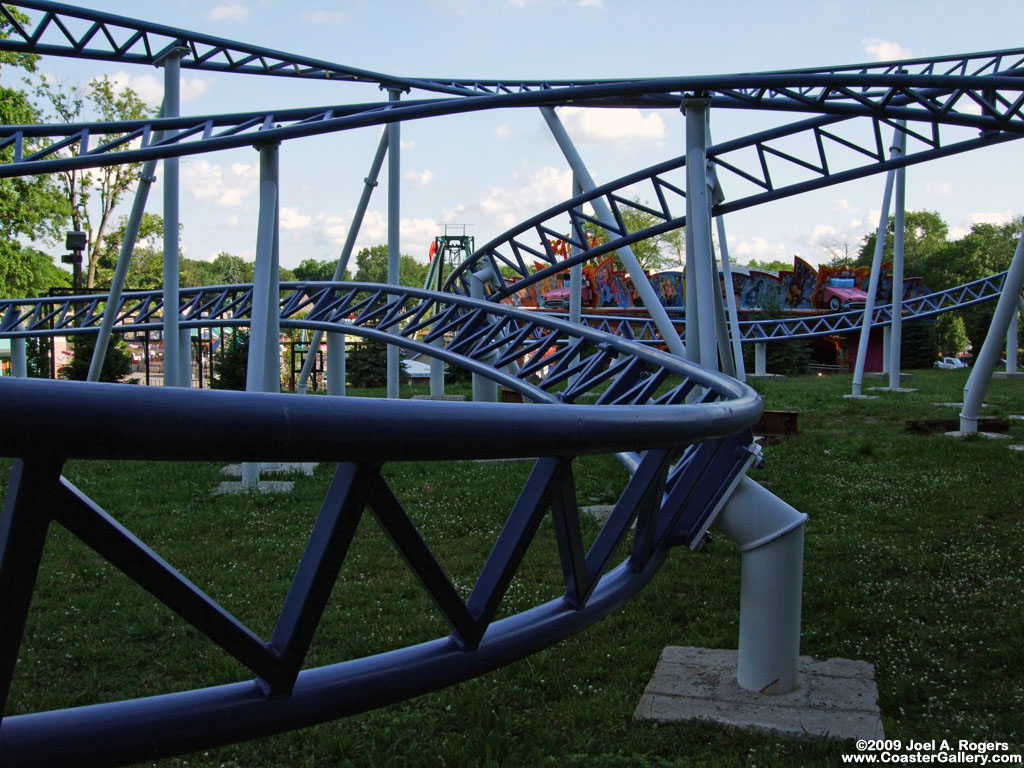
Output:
[
  {"left": 733, "top": 236, "right": 789, "bottom": 262},
  {"left": 280, "top": 207, "right": 312, "bottom": 230},
  {"left": 404, "top": 169, "right": 435, "bottom": 187},
  {"left": 559, "top": 107, "right": 666, "bottom": 143},
  {"left": 810, "top": 224, "right": 839, "bottom": 241},
  {"left": 400, "top": 139, "right": 416, "bottom": 151},
  {"left": 475, "top": 166, "right": 573, "bottom": 230},
  {"left": 428, "top": 0, "right": 477, "bottom": 13},
  {"left": 862, "top": 37, "right": 912, "bottom": 62},
  {"left": 107, "top": 71, "right": 211, "bottom": 106},
  {"left": 180, "top": 159, "right": 258, "bottom": 207},
  {"left": 301, "top": 9, "right": 346, "bottom": 23},
  {"left": 207, "top": 3, "right": 250, "bottom": 22},
  {"left": 969, "top": 211, "right": 1016, "bottom": 226},
  {"left": 578, "top": 0, "right": 603, "bottom": 6},
  {"left": 495, "top": 123, "right": 513, "bottom": 139},
  {"left": 925, "top": 181, "right": 954, "bottom": 196},
  {"left": 310, "top": 210, "right": 438, "bottom": 261}
]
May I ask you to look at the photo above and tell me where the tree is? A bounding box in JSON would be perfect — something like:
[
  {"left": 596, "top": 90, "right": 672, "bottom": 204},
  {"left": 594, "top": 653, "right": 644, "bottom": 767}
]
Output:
[
  {"left": 935, "top": 313, "right": 970, "bottom": 357},
  {"left": 58, "top": 333, "right": 132, "bottom": 383},
  {"left": 0, "top": 14, "right": 71, "bottom": 294},
  {"left": 211, "top": 329, "right": 249, "bottom": 390},
  {"left": 856, "top": 209, "right": 949, "bottom": 275},
  {"left": 746, "top": 258, "right": 793, "bottom": 273},
  {"left": 353, "top": 244, "right": 428, "bottom": 287},
  {"left": 583, "top": 199, "right": 684, "bottom": 272},
  {"left": 0, "top": 246, "right": 70, "bottom": 298},
  {"left": 95, "top": 212, "right": 167, "bottom": 289},
  {"left": 294, "top": 257, "right": 348, "bottom": 282},
  {"left": 36, "top": 74, "right": 155, "bottom": 288}
]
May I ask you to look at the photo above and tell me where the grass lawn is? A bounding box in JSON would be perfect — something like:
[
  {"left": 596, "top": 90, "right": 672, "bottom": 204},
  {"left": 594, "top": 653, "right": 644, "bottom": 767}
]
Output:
[{"left": 1, "top": 368, "right": 1022, "bottom": 766}]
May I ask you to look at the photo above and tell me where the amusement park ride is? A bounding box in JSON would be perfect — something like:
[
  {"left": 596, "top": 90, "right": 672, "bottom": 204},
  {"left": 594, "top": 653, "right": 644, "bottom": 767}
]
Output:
[{"left": 1, "top": 2, "right": 1023, "bottom": 765}]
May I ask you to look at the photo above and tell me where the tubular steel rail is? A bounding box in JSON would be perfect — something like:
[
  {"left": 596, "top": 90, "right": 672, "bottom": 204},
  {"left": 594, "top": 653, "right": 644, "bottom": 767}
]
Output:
[
  {"left": 0, "top": 271, "right": 1008, "bottom": 347},
  {"left": 530, "top": 271, "right": 1011, "bottom": 346},
  {"left": 0, "top": 287, "right": 762, "bottom": 767}
]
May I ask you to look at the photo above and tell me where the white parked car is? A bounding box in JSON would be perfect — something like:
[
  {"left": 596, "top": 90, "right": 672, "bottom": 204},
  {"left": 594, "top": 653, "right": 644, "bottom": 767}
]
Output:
[{"left": 934, "top": 357, "right": 969, "bottom": 369}]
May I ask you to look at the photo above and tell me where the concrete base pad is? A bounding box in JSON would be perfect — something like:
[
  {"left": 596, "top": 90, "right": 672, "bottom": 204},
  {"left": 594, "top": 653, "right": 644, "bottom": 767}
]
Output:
[
  {"left": 213, "top": 480, "right": 295, "bottom": 495},
  {"left": 931, "top": 402, "right": 991, "bottom": 409},
  {"left": 866, "top": 386, "right": 918, "bottom": 393},
  {"left": 993, "top": 371, "right": 1024, "bottom": 379},
  {"left": 943, "top": 430, "right": 1011, "bottom": 440},
  {"left": 748, "top": 373, "right": 786, "bottom": 380},
  {"left": 1009, "top": 445, "right": 1024, "bottom": 451},
  {"left": 634, "top": 646, "right": 884, "bottom": 741},
  {"left": 220, "top": 462, "right": 317, "bottom": 477},
  {"left": 865, "top": 371, "right": 914, "bottom": 381},
  {"left": 843, "top": 394, "right": 880, "bottom": 400}
]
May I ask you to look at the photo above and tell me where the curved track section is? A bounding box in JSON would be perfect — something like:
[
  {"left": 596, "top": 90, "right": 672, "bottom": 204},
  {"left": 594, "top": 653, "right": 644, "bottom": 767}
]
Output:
[
  {"left": 443, "top": 118, "right": 1020, "bottom": 299},
  {"left": 0, "top": 286, "right": 761, "bottom": 767},
  {"left": 535, "top": 271, "right": 1011, "bottom": 346}
]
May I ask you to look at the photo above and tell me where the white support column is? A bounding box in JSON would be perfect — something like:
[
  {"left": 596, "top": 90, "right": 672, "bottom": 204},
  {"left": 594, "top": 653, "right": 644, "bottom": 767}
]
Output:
[
  {"left": 539, "top": 107, "right": 685, "bottom": 358},
  {"left": 882, "top": 326, "right": 891, "bottom": 375},
  {"left": 158, "top": 47, "right": 187, "bottom": 388},
  {"left": 755, "top": 342, "right": 767, "bottom": 376},
  {"left": 683, "top": 99, "right": 719, "bottom": 372},
  {"left": 716, "top": 216, "right": 745, "bottom": 381},
  {"left": 961, "top": 221, "right": 1024, "bottom": 432},
  {"left": 470, "top": 265, "right": 499, "bottom": 403},
  {"left": 242, "top": 144, "right": 280, "bottom": 489},
  {"left": 888, "top": 154, "right": 907, "bottom": 389},
  {"left": 569, "top": 174, "right": 585, "bottom": 386},
  {"left": 850, "top": 123, "right": 905, "bottom": 397},
  {"left": 386, "top": 89, "right": 402, "bottom": 400},
  {"left": 10, "top": 336, "right": 26, "bottom": 378},
  {"left": 713, "top": 477, "right": 807, "bottom": 694},
  {"left": 1006, "top": 306, "right": 1018, "bottom": 373},
  {"left": 327, "top": 331, "right": 345, "bottom": 396}
]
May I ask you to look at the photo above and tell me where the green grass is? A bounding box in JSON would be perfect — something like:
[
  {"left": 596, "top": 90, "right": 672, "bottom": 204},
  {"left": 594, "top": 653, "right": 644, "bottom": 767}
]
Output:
[{"left": 1, "top": 369, "right": 1023, "bottom": 766}]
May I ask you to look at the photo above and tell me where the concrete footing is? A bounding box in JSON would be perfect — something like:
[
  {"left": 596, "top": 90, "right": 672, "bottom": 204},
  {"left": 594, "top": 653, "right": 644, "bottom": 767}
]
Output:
[
  {"left": 634, "top": 646, "right": 884, "bottom": 741},
  {"left": 943, "top": 431, "right": 1011, "bottom": 440},
  {"left": 213, "top": 480, "right": 297, "bottom": 495},
  {"left": 866, "top": 386, "right": 918, "bottom": 393},
  {"left": 843, "top": 394, "right": 880, "bottom": 400}
]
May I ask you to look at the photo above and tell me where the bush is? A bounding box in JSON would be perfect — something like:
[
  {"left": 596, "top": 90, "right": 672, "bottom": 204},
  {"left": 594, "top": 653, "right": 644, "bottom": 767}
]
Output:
[
  {"left": 58, "top": 334, "right": 132, "bottom": 383},
  {"left": 212, "top": 330, "right": 249, "bottom": 390}
]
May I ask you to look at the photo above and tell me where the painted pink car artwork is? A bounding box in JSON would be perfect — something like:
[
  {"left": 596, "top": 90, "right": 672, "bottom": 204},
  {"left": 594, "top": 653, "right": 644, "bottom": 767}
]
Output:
[{"left": 822, "top": 277, "right": 868, "bottom": 311}]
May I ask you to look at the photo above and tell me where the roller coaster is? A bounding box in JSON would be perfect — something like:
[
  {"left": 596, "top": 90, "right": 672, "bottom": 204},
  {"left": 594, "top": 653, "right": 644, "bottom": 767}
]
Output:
[{"left": 1, "top": 2, "right": 1023, "bottom": 765}]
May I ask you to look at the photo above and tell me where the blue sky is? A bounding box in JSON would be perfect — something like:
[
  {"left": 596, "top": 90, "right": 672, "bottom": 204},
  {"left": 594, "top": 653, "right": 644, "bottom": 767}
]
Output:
[{"left": 29, "top": 0, "right": 1024, "bottom": 272}]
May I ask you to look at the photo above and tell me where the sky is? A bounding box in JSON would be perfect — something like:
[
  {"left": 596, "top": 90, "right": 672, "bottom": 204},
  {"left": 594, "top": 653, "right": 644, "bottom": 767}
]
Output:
[{"left": 23, "top": 0, "right": 1024, "bottom": 274}]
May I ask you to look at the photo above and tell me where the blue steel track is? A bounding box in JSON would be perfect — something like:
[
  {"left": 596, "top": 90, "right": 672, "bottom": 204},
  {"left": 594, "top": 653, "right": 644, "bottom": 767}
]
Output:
[{"left": 0, "top": 2, "right": 1021, "bottom": 765}]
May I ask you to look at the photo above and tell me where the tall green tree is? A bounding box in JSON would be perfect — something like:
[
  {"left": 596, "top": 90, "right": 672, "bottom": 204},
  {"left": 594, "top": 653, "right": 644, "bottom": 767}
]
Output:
[
  {"left": 36, "top": 74, "right": 155, "bottom": 288},
  {"left": 746, "top": 258, "right": 793, "bottom": 273},
  {"left": 353, "top": 244, "right": 428, "bottom": 286},
  {"left": 583, "top": 199, "right": 685, "bottom": 271},
  {"left": 856, "top": 209, "right": 949, "bottom": 275},
  {"left": 294, "top": 257, "right": 348, "bottom": 282},
  {"left": 0, "top": 13, "right": 72, "bottom": 297},
  {"left": 95, "top": 212, "right": 168, "bottom": 289}
]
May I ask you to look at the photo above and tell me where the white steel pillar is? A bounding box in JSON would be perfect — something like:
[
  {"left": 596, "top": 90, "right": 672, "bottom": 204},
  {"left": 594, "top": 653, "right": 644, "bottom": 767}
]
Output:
[
  {"left": 1006, "top": 305, "right": 1019, "bottom": 373},
  {"left": 158, "top": 48, "right": 187, "bottom": 388},
  {"left": 755, "top": 342, "right": 767, "bottom": 376},
  {"left": 683, "top": 98, "right": 718, "bottom": 371},
  {"left": 327, "top": 331, "right": 345, "bottom": 396},
  {"left": 888, "top": 154, "right": 907, "bottom": 388},
  {"left": 242, "top": 143, "right": 280, "bottom": 489},
  {"left": 386, "top": 89, "right": 402, "bottom": 400},
  {"left": 961, "top": 222, "right": 1024, "bottom": 432},
  {"left": 713, "top": 477, "right": 807, "bottom": 694},
  {"left": 851, "top": 123, "right": 905, "bottom": 397},
  {"left": 10, "top": 336, "right": 26, "bottom": 378}
]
